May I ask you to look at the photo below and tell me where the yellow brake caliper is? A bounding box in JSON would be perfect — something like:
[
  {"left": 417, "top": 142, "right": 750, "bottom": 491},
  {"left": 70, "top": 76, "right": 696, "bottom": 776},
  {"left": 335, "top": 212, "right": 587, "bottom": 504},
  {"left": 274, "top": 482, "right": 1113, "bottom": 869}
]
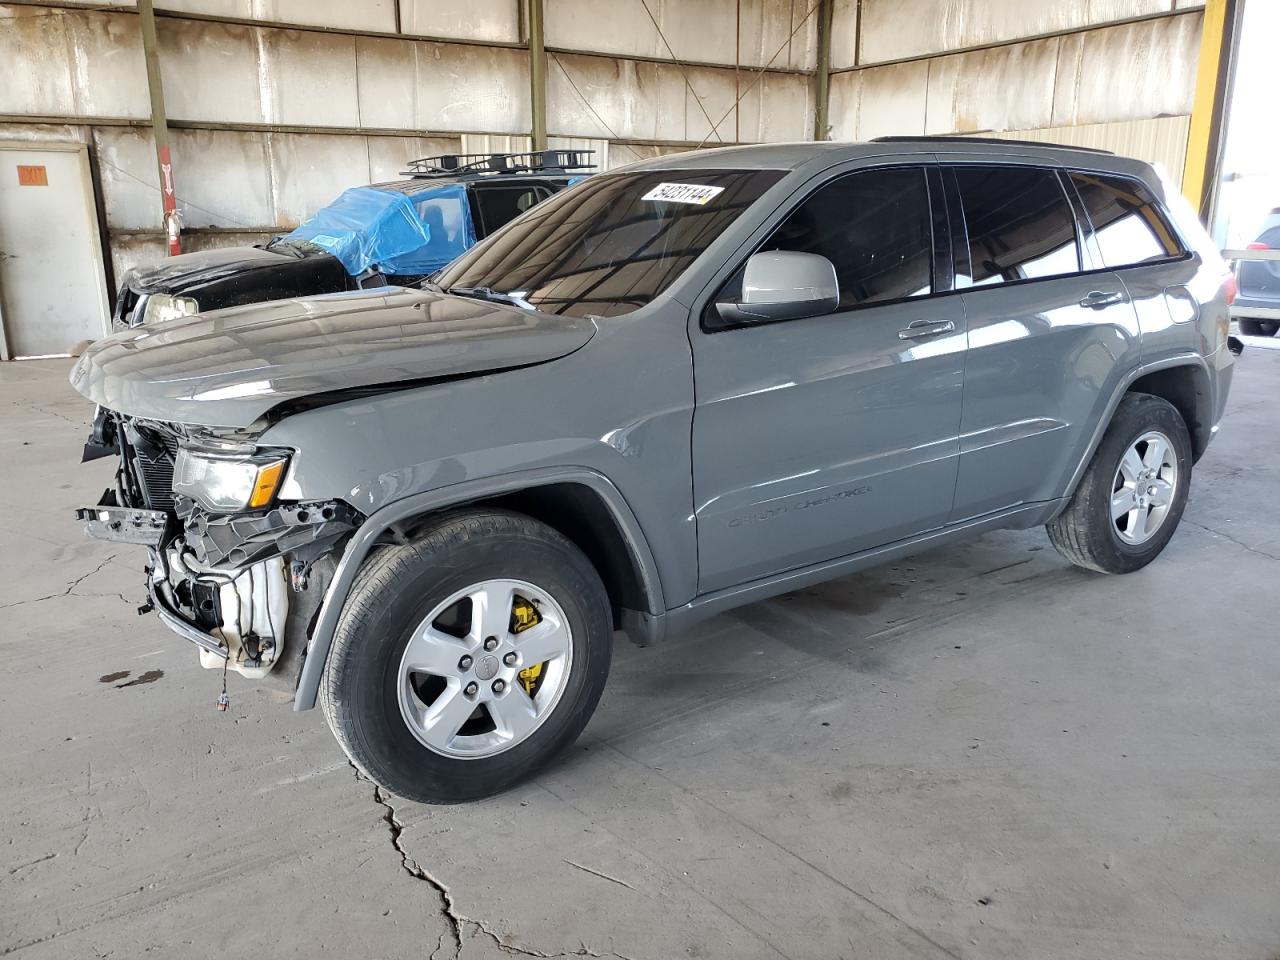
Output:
[{"left": 510, "top": 596, "right": 545, "bottom": 697}]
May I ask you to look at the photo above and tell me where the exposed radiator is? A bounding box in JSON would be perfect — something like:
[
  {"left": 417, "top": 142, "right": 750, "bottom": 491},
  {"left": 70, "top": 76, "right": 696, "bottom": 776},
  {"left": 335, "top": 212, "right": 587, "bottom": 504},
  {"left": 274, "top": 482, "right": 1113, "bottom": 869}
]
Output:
[{"left": 132, "top": 433, "right": 178, "bottom": 512}]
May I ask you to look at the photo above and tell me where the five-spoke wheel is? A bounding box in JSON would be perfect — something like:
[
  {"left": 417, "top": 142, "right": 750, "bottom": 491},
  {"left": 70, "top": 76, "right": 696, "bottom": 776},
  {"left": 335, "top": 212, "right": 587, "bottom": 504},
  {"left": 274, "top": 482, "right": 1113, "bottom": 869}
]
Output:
[
  {"left": 1110, "top": 430, "right": 1179, "bottom": 545},
  {"left": 398, "top": 579, "right": 574, "bottom": 758},
  {"left": 1048, "top": 392, "right": 1191, "bottom": 574},
  {"left": 322, "top": 510, "right": 612, "bottom": 803}
]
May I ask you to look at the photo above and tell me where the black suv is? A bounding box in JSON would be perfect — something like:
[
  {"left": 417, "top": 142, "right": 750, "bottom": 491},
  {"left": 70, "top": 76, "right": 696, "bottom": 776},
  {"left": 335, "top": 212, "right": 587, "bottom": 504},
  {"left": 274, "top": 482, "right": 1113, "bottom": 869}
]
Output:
[{"left": 111, "top": 150, "right": 593, "bottom": 329}]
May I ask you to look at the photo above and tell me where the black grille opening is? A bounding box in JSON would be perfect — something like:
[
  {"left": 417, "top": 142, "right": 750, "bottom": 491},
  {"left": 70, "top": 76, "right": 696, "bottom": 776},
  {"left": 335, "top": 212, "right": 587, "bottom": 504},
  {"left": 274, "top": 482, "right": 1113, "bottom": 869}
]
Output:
[{"left": 131, "top": 432, "right": 178, "bottom": 512}]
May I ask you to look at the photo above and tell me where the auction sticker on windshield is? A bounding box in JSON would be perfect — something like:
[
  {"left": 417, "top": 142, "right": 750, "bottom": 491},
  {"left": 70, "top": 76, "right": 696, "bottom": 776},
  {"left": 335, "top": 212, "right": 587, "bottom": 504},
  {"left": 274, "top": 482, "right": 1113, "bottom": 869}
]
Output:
[{"left": 641, "top": 183, "right": 726, "bottom": 205}]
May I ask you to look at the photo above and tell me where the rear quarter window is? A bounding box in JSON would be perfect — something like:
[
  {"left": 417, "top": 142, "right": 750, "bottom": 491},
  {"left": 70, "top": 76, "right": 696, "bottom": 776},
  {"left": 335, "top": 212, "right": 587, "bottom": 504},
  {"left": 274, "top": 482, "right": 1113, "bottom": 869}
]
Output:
[{"left": 1069, "top": 171, "right": 1184, "bottom": 268}]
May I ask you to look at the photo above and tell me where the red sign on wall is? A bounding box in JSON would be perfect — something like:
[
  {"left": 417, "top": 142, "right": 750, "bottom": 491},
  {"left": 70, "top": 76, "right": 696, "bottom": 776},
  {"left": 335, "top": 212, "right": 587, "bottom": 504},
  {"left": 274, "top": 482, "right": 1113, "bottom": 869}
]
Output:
[{"left": 17, "top": 165, "right": 48, "bottom": 186}]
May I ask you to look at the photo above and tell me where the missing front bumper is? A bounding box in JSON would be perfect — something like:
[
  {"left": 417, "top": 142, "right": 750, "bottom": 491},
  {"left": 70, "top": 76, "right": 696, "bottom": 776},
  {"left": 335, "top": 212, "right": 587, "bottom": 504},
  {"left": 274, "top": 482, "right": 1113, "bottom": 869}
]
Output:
[
  {"left": 148, "top": 577, "right": 227, "bottom": 660},
  {"left": 76, "top": 504, "right": 168, "bottom": 546}
]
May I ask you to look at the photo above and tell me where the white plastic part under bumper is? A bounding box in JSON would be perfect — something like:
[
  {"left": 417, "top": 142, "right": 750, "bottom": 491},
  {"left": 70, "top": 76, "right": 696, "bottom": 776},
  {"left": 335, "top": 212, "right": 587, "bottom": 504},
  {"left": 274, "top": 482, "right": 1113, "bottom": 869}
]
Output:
[{"left": 161, "top": 549, "right": 290, "bottom": 680}]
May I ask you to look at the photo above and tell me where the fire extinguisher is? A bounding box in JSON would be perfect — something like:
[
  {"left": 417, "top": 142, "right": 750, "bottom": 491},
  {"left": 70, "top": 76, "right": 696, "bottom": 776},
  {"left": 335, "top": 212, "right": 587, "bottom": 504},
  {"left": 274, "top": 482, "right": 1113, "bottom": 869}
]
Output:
[{"left": 164, "top": 207, "right": 183, "bottom": 257}]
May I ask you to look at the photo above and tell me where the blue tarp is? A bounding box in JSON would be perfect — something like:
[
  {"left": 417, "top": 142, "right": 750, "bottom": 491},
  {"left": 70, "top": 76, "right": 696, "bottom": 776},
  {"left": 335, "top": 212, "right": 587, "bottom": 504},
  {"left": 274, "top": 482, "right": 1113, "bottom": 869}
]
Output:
[{"left": 283, "top": 183, "right": 475, "bottom": 277}]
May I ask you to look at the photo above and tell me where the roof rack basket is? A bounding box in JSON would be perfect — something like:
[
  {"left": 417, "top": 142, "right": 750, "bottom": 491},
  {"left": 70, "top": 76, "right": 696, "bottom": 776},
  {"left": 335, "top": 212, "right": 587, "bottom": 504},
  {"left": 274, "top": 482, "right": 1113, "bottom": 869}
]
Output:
[{"left": 402, "top": 149, "right": 596, "bottom": 178}]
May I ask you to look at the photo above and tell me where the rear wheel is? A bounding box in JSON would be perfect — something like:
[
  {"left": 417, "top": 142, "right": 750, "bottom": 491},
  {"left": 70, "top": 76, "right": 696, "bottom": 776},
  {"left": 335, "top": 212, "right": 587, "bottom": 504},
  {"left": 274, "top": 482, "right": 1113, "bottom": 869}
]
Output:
[
  {"left": 321, "top": 510, "right": 612, "bottom": 803},
  {"left": 1047, "top": 393, "right": 1191, "bottom": 574},
  {"left": 1238, "top": 318, "right": 1279, "bottom": 337}
]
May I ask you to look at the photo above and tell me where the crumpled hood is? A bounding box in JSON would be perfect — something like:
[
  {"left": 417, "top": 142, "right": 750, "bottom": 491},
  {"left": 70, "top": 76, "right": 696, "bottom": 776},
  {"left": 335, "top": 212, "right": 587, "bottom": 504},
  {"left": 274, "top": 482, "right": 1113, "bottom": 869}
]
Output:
[
  {"left": 122, "top": 245, "right": 299, "bottom": 293},
  {"left": 70, "top": 287, "right": 596, "bottom": 428}
]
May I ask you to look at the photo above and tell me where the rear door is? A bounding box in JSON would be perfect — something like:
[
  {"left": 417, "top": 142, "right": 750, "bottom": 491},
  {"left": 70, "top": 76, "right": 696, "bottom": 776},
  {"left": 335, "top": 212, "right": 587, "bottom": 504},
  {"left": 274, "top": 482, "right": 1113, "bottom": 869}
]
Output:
[
  {"left": 691, "top": 161, "right": 968, "bottom": 594},
  {"left": 944, "top": 160, "right": 1141, "bottom": 522},
  {"left": 1065, "top": 169, "right": 1199, "bottom": 369}
]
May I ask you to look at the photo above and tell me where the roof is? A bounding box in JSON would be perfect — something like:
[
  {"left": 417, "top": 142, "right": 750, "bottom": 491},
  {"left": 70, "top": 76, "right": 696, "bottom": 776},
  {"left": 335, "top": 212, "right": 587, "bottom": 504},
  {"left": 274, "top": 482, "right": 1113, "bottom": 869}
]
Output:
[
  {"left": 871, "top": 135, "right": 1111, "bottom": 155},
  {"left": 370, "top": 178, "right": 459, "bottom": 196},
  {"left": 611, "top": 137, "right": 1152, "bottom": 178}
]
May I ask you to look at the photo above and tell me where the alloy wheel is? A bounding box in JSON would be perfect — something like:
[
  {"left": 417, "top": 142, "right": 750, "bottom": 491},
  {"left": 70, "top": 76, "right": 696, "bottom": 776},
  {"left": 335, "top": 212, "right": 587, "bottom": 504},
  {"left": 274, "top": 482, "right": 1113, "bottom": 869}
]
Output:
[
  {"left": 1110, "top": 430, "right": 1178, "bottom": 545},
  {"left": 397, "top": 579, "right": 573, "bottom": 758}
]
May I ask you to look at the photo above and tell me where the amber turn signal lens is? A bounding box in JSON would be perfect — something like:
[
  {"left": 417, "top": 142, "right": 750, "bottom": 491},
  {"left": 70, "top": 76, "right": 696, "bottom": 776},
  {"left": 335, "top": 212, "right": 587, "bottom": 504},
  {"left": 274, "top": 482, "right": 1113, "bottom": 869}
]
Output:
[{"left": 248, "top": 460, "right": 286, "bottom": 509}]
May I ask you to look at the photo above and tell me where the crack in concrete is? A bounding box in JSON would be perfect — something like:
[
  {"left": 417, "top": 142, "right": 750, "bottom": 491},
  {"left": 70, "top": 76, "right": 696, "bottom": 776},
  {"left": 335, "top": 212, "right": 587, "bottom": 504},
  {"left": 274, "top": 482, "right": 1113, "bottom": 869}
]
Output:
[
  {"left": 353, "top": 765, "right": 632, "bottom": 960},
  {"left": 10, "top": 398, "right": 90, "bottom": 427},
  {"left": 6, "top": 852, "right": 57, "bottom": 876},
  {"left": 1183, "top": 519, "right": 1280, "bottom": 563},
  {"left": 0, "top": 554, "right": 129, "bottom": 610}
]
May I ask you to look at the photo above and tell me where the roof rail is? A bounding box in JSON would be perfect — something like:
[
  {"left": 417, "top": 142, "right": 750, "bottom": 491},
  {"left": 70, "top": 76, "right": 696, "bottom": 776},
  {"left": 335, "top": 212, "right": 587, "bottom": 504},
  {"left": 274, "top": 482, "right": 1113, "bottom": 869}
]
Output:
[
  {"left": 870, "top": 135, "right": 1114, "bottom": 156},
  {"left": 402, "top": 149, "right": 597, "bottom": 178}
]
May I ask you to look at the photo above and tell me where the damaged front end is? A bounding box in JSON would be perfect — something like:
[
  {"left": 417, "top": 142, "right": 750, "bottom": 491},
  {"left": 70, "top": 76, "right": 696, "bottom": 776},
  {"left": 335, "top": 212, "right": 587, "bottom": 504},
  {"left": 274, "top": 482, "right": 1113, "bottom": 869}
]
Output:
[{"left": 76, "top": 408, "right": 362, "bottom": 685}]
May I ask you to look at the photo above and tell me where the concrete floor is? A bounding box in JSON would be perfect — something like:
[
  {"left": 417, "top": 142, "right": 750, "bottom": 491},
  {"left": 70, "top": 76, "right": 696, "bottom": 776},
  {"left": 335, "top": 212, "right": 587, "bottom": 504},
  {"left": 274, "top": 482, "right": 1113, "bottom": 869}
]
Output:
[{"left": 2, "top": 343, "right": 1278, "bottom": 960}]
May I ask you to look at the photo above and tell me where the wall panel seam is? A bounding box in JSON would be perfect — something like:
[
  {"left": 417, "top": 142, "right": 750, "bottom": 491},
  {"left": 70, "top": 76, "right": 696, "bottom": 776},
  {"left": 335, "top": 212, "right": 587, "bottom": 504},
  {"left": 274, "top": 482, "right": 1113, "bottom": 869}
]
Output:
[{"left": 830, "top": 6, "right": 1203, "bottom": 75}]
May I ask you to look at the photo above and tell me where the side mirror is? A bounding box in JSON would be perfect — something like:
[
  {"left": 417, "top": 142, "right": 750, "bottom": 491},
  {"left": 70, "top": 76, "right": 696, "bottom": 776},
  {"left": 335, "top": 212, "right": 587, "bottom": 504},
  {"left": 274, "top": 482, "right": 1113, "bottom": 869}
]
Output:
[{"left": 715, "top": 251, "right": 839, "bottom": 325}]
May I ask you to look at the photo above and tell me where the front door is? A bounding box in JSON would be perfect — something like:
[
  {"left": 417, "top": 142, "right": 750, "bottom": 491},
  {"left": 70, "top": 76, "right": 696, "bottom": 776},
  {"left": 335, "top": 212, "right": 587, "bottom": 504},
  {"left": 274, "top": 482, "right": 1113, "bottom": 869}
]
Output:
[
  {"left": 691, "top": 164, "right": 967, "bottom": 594},
  {"left": 0, "top": 143, "right": 110, "bottom": 358}
]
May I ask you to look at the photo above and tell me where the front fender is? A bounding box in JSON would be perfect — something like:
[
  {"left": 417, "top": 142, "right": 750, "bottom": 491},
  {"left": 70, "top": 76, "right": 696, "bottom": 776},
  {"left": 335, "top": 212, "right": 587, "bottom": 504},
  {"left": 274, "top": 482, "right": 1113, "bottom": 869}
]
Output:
[{"left": 292, "top": 466, "right": 665, "bottom": 711}]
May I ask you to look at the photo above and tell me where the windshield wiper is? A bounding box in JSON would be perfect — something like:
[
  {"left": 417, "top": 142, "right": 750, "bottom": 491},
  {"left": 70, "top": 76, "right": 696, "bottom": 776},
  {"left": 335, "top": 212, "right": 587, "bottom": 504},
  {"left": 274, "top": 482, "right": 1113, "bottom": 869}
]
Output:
[{"left": 445, "top": 286, "right": 536, "bottom": 311}]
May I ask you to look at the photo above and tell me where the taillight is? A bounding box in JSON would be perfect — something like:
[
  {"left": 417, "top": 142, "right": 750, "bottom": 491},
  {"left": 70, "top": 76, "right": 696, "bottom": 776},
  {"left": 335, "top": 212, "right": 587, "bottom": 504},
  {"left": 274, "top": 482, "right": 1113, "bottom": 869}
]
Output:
[
  {"left": 1223, "top": 273, "right": 1237, "bottom": 305},
  {"left": 1246, "top": 241, "right": 1269, "bottom": 250}
]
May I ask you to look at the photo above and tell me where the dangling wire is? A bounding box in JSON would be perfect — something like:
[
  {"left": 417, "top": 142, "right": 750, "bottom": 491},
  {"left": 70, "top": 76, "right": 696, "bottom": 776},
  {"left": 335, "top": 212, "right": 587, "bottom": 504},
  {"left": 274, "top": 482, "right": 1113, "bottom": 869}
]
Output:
[{"left": 216, "top": 652, "right": 230, "bottom": 712}]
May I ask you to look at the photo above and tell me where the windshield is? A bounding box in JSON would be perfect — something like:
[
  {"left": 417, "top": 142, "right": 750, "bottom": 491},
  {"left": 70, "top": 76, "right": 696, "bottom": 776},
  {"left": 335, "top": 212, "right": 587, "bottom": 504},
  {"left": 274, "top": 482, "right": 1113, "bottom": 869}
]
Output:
[{"left": 435, "top": 169, "right": 785, "bottom": 318}]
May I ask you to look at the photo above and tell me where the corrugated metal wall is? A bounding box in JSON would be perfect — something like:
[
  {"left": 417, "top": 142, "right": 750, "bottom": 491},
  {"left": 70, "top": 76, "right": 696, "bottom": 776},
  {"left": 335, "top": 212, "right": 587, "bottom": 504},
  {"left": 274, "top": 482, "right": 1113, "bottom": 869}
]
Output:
[
  {"left": 0, "top": 0, "right": 817, "bottom": 280},
  {"left": 0, "top": 0, "right": 1207, "bottom": 286},
  {"left": 828, "top": 0, "right": 1205, "bottom": 176},
  {"left": 1009, "top": 116, "right": 1192, "bottom": 182}
]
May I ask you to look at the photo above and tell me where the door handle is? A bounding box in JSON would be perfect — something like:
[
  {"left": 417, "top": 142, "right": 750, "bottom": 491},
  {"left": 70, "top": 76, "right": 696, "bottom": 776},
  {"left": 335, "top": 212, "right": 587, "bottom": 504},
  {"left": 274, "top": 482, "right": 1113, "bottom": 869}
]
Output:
[
  {"left": 898, "top": 318, "right": 955, "bottom": 340},
  {"left": 1079, "top": 290, "right": 1125, "bottom": 309}
]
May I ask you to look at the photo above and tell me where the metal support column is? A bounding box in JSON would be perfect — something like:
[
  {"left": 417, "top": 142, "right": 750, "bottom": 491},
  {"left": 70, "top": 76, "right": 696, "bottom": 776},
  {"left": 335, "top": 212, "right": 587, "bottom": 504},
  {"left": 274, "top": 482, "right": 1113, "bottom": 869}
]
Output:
[
  {"left": 138, "top": 0, "right": 181, "bottom": 255},
  {"left": 1182, "top": 0, "right": 1243, "bottom": 223},
  {"left": 528, "top": 0, "right": 548, "bottom": 152},
  {"left": 813, "top": 0, "right": 834, "bottom": 141}
]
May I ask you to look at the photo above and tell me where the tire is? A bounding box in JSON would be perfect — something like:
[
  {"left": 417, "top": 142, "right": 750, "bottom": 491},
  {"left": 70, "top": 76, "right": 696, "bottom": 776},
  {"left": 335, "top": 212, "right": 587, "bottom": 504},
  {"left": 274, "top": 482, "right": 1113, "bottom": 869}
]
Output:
[
  {"left": 1238, "top": 318, "right": 1279, "bottom": 337},
  {"left": 321, "top": 509, "right": 612, "bottom": 803},
  {"left": 1047, "top": 392, "right": 1192, "bottom": 574}
]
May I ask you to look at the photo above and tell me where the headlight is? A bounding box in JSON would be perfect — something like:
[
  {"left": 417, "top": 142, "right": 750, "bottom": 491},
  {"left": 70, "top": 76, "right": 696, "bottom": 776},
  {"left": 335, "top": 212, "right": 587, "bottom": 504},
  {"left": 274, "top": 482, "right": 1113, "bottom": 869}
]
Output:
[
  {"left": 143, "top": 294, "right": 199, "bottom": 325},
  {"left": 173, "top": 448, "right": 289, "bottom": 512}
]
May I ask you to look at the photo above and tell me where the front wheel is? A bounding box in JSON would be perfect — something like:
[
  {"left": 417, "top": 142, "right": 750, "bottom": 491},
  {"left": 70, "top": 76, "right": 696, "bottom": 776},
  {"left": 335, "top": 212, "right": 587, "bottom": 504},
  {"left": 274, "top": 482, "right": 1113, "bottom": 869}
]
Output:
[
  {"left": 321, "top": 510, "right": 613, "bottom": 803},
  {"left": 1047, "top": 392, "right": 1191, "bottom": 574}
]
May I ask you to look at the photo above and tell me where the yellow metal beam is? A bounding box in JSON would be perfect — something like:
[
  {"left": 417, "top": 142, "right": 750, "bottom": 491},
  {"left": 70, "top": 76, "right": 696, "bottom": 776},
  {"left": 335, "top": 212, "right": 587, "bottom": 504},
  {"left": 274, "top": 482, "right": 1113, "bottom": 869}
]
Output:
[{"left": 1182, "top": 0, "right": 1232, "bottom": 215}]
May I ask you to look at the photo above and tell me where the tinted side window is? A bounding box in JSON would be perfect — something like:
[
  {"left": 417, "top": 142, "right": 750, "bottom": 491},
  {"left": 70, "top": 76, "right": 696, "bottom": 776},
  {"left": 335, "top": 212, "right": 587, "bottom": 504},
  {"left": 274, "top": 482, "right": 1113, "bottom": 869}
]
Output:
[
  {"left": 953, "top": 166, "right": 1080, "bottom": 287},
  {"left": 766, "top": 167, "right": 933, "bottom": 309},
  {"left": 472, "top": 185, "right": 549, "bottom": 237},
  {"left": 1069, "top": 171, "right": 1182, "bottom": 267}
]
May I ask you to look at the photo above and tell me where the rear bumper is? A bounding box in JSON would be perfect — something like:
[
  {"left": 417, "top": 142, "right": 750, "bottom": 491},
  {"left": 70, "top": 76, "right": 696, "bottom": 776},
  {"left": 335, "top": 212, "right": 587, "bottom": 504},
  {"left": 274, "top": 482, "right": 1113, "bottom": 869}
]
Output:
[{"left": 1230, "top": 297, "right": 1280, "bottom": 321}]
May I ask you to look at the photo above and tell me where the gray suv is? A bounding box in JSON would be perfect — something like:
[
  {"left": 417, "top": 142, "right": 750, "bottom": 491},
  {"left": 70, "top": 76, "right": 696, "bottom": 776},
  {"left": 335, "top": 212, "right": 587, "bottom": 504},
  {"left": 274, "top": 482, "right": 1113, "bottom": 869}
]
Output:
[{"left": 73, "top": 138, "right": 1236, "bottom": 803}]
